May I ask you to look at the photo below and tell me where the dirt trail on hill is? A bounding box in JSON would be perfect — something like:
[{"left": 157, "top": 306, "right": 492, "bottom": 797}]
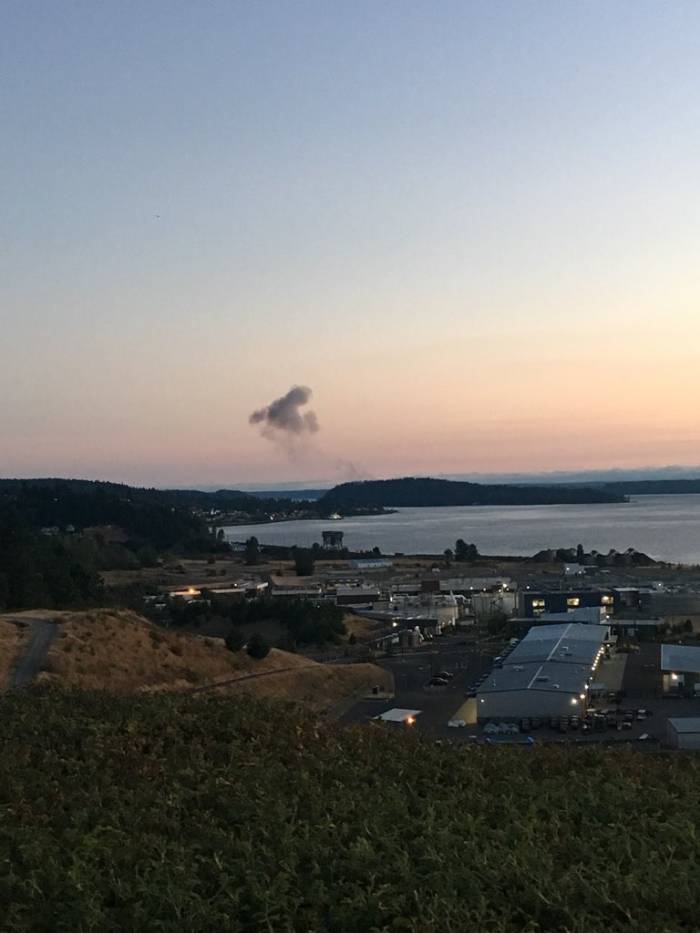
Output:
[{"left": 10, "top": 619, "right": 58, "bottom": 689}]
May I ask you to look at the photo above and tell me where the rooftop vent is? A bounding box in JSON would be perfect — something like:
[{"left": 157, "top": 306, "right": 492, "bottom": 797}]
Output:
[{"left": 536, "top": 675, "right": 549, "bottom": 682}]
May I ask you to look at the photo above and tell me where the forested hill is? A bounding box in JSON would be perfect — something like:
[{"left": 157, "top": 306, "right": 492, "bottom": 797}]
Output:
[
  {"left": 0, "top": 479, "right": 302, "bottom": 611},
  {"left": 0, "top": 478, "right": 301, "bottom": 520},
  {"left": 319, "top": 477, "right": 626, "bottom": 509}
]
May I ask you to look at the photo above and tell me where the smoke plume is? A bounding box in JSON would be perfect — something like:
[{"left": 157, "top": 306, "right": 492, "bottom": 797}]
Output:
[{"left": 249, "top": 386, "right": 319, "bottom": 451}]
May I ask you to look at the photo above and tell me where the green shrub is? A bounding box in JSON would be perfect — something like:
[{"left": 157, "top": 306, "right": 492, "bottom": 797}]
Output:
[
  {"left": 246, "top": 633, "right": 270, "bottom": 659},
  {"left": 224, "top": 631, "right": 245, "bottom": 653}
]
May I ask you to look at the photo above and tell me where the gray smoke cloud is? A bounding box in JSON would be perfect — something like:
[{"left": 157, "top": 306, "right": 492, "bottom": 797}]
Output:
[{"left": 249, "top": 386, "right": 319, "bottom": 447}]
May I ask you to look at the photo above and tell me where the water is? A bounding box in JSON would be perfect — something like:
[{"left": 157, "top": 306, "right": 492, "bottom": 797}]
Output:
[{"left": 221, "top": 494, "right": 700, "bottom": 565}]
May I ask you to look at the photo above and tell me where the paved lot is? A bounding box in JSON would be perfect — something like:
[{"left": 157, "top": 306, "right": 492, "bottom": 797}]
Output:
[
  {"left": 341, "top": 634, "right": 498, "bottom": 737},
  {"left": 622, "top": 643, "right": 661, "bottom": 698},
  {"left": 341, "top": 635, "right": 700, "bottom": 748}
]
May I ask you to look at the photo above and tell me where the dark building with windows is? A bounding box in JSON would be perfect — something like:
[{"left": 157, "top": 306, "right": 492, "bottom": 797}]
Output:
[{"left": 518, "top": 588, "right": 640, "bottom": 618}]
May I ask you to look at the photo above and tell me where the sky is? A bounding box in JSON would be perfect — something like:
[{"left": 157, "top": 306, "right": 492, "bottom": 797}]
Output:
[{"left": 2, "top": 0, "right": 699, "bottom": 487}]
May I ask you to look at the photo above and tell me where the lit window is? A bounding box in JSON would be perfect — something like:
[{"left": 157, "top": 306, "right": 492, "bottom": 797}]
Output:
[{"left": 567, "top": 597, "right": 580, "bottom": 608}]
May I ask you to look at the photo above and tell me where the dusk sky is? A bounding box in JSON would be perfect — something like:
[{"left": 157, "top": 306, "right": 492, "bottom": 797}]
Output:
[{"left": 3, "top": 1, "right": 699, "bottom": 486}]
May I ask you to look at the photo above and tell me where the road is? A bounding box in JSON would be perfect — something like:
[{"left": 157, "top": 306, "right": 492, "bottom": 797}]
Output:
[{"left": 10, "top": 619, "right": 58, "bottom": 689}]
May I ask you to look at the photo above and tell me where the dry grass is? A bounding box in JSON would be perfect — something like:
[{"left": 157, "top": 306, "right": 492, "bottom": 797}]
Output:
[
  {"left": 0, "top": 619, "right": 29, "bottom": 690},
  {"left": 343, "top": 613, "right": 383, "bottom": 641},
  {"left": 211, "top": 662, "right": 393, "bottom": 712},
  {"left": 37, "top": 610, "right": 391, "bottom": 708}
]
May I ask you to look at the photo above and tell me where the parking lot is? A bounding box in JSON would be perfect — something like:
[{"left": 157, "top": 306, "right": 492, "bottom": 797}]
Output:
[{"left": 341, "top": 635, "right": 700, "bottom": 748}]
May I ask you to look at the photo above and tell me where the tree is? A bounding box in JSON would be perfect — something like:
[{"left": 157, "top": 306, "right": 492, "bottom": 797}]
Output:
[
  {"left": 576, "top": 543, "right": 585, "bottom": 564},
  {"left": 225, "top": 631, "right": 245, "bottom": 653},
  {"left": 455, "top": 540, "right": 479, "bottom": 563},
  {"left": 247, "top": 633, "right": 270, "bottom": 659},
  {"left": 244, "top": 537, "right": 260, "bottom": 566},
  {"left": 137, "top": 545, "right": 159, "bottom": 568},
  {"left": 444, "top": 548, "right": 453, "bottom": 566},
  {"left": 293, "top": 548, "right": 315, "bottom": 577}
]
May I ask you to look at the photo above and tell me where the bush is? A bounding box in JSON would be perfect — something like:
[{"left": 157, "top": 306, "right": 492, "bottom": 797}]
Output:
[
  {"left": 292, "top": 548, "right": 315, "bottom": 576},
  {"left": 246, "top": 633, "right": 270, "bottom": 660},
  {"left": 3, "top": 692, "right": 700, "bottom": 931},
  {"left": 225, "top": 631, "right": 245, "bottom": 653}
]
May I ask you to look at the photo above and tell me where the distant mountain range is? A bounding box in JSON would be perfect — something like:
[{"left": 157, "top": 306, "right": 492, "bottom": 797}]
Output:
[{"left": 226, "top": 465, "right": 700, "bottom": 499}]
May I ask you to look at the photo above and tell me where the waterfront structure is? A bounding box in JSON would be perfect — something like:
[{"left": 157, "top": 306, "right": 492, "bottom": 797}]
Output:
[{"left": 322, "top": 530, "right": 344, "bottom": 550}]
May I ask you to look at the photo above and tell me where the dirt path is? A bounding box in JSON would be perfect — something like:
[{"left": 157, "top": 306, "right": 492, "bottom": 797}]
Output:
[
  {"left": 189, "top": 664, "right": 318, "bottom": 694},
  {"left": 10, "top": 619, "right": 58, "bottom": 689}
]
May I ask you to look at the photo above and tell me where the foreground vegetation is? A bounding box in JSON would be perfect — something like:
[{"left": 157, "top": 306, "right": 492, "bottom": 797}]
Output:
[{"left": 1, "top": 691, "right": 698, "bottom": 932}]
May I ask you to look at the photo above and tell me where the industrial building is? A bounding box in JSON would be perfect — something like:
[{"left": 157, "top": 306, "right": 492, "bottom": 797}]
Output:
[
  {"left": 539, "top": 607, "right": 608, "bottom": 625},
  {"left": 666, "top": 718, "right": 700, "bottom": 750},
  {"left": 519, "top": 590, "right": 616, "bottom": 618},
  {"left": 661, "top": 644, "right": 700, "bottom": 697},
  {"left": 321, "top": 530, "right": 344, "bottom": 550},
  {"left": 519, "top": 588, "right": 643, "bottom": 619},
  {"left": 476, "top": 622, "right": 610, "bottom": 722},
  {"left": 335, "top": 584, "right": 381, "bottom": 606}
]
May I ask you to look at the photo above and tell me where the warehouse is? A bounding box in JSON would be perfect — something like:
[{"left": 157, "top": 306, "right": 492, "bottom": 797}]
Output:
[
  {"left": 476, "top": 623, "right": 609, "bottom": 722},
  {"left": 660, "top": 644, "right": 700, "bottom": 697},
  {"left": 666, "top": 718, "right": 700, "bottom": 750}
]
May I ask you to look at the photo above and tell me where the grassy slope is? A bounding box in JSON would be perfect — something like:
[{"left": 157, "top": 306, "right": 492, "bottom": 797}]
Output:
[
  {"left": 1, "top": 691, "right": 698, "bottom": 933},
  {"left": 37, "top": 610, "right": 391, "bottom": 709},
  {"left": 0, "top": 619, "right": 28, "bottom": 689}
]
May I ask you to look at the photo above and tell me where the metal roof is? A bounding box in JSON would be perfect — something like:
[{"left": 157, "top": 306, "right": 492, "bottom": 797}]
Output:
[
  {"left": 477, "top": 622, "right": 607, "bottom": 700},
  {"left": 506, "top": 622, "right": 607, "bottom": 667},
  {"left": 477, "top": 660, "right": 592, "bottom": 696},
  {"left": 668, "top": 718, "right": 700, "bottom": 733},
  {"left": 376, "top": 708, "right": 421, "bottom": 723},
  {"left": 661, "top": 644, "right": 700, "bottom": 673}
]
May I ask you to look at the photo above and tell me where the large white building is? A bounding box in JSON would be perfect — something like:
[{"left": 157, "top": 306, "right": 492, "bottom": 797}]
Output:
[{"left": 476, "top": 622, "right": 609, "bottom": 722}]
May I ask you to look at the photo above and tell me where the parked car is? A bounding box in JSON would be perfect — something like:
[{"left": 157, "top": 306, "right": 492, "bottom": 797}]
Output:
[
  {"left": 436, "top": 671, "right": 454, "bottom": 681},
  {"left": 428, "top": 676, "right": 449, "bottom": 687}
]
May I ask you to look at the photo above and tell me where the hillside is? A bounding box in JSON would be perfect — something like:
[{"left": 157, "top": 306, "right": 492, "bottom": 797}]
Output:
[
  {"left": 320, "top": 476, "right": 626, "bottom": 509},
  {"left": 35, "top": 610, "right": 390, "bottom": 709},
  {"left": 1, "top": 690, "right": 698, "bottom": 932},
  {"left": 0, "top": 618, "right": 28, "bottom": 689}
]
